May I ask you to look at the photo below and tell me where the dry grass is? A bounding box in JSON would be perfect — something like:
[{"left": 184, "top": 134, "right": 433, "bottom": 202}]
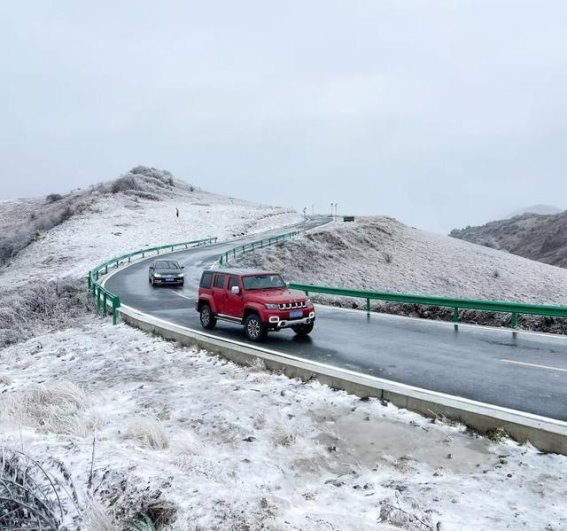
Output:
[
  {"left": 1, "top": 381, "right": 91, "bottom": 436},
  {"left": 123, "top": 418, "right": 169, "bottom": 450}
]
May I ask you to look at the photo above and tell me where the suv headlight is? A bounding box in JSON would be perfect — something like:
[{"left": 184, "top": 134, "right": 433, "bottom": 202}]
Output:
[
  {"left": 265, "top": 303, "right": 279, "bottom": 310},
  {"left": 305, "top": 298, "right": 312, "bottom": 306},
  {"left": 178, "top": 273, "right": 184, "bottom": 278},
  {"left": 154, "top": 273, "right": 162, "bottom": 278}
]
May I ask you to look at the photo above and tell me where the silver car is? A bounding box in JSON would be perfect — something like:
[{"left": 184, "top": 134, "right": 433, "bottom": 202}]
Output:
[{"left": 149, "top": 260, "right": 184, "bottom": 287}]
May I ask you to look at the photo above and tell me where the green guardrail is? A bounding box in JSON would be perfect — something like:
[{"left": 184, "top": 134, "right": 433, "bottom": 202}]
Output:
[
  {"left": 88, "top": 237, "right": 218, "bottom": 324},
  {"left": 288, "top": 283, "right": 567, "bottom": 329},
  {"left": 213, "top": 230, "right": 301, "bottom": 268}
]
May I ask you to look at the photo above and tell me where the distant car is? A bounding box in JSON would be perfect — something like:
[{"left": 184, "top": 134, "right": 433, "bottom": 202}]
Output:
[
  {"left": 149, "top": 260, "right": 184, "bottom": 287},
  {"left": 196, "top": 269, "right": 315, "bottom": 341}
]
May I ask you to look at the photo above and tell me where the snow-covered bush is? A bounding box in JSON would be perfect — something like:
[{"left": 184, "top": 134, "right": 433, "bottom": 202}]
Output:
[
  {"left": 124, "top": 418, "right": 169, "bottom": 449},
  {"left": 0, "top": 196, "right": 91, "bottom": 265},
  {"left": 0, "top": 278, "right": 89, "bottom": 347},
  {"left": 1, "top": 381, "right": 90, "bottom": 436}
]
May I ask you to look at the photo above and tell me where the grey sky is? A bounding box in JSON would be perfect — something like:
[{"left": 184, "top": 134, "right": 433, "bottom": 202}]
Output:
[{"left": 1, "top": 1, "right": 566, "bottom": 233}]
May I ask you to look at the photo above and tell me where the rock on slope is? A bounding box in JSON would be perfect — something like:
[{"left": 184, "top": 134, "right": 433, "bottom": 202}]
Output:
[{"left": 450, "top": 210, "right": 567, "bottom": 268}]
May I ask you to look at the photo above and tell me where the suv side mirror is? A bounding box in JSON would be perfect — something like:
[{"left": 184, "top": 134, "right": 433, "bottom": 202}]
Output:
[{"left": 231, "top": 286, "right": 241, "bottom": 295}]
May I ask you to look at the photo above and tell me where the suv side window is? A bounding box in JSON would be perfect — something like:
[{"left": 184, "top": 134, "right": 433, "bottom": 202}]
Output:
[
  {"left": 200, "top": 271, "right": 213, "bottom": 289},
  {"left": 213, "top": 273, "right": 226, "bottom": 289},
  {"left": 228, "top": 276, "right": 240, "bottom": 290}
]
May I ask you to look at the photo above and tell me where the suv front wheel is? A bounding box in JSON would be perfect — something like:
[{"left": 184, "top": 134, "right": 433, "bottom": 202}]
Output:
[
  {"left": 244, "top": 313, "right": 268, "bottom": 342},
  {"left": 199, "top": 304, "right": 217, "bottom": 330}
]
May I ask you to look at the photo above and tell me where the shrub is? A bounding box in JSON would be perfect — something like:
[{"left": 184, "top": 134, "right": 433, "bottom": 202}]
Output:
[
  {"left": 0, "top": 449, "right": 80, "bottom": 529},
  {"left": 0, "top": 278, "right": 88, "bottom": 348},
  {"left": 46, "top": 193, "right": 64, "bottom": 203}
]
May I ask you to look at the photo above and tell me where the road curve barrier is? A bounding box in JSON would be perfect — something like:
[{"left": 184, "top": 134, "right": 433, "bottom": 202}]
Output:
[
  {"left": 212, "top": 230, "right": 301, "bottom": 269},
  {"left": 288, "top": 283, "right": 567, "bottom": 330},
  {"left": 87, "top": 237, "right": 218, "bottom": 324}
]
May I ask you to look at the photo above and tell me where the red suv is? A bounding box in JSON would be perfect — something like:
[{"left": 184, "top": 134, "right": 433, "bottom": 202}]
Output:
[{"left": 196, "top": 270, "right": 315, "bottom": 341}]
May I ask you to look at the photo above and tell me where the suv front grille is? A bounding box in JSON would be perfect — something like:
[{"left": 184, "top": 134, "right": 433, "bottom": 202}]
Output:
[{"left": 278, "top": 301, "right": 306, "bottom": 310}]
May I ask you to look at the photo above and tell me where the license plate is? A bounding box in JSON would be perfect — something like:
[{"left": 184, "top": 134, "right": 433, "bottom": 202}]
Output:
[
  {"left": 166, "top": 276, "right": 174, "bottom": 281},
  {"left": 289, "top": 310, "right": 303, "bottom": 319}
]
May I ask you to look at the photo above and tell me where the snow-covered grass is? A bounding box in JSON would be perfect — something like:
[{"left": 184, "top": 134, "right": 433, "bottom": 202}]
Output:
[
  {"left": 1, "top": 171, "right": 566, "bottom": 529},
  {"left": 1, "top": 321, "right": 566, "bottom": 530}
]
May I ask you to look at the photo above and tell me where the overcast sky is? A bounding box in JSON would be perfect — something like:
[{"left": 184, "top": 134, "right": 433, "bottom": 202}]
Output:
[{"left": 1, "top": 1, "right": 566, "bottom": 233}]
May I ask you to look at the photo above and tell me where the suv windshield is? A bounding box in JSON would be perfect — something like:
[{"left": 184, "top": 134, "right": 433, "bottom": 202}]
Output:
[{"left": 242, "top": 274, "right": 286, "bottom": 290}]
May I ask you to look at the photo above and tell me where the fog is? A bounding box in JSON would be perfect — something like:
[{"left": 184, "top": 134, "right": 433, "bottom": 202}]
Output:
[{"left": 1, "top": 1, "right": 566, "bottom": 232}]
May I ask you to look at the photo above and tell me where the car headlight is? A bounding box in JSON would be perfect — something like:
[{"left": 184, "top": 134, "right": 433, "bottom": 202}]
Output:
[
  {"left": 154, "top": 273, "right": 162, "bottom": 278},
  {"left": 178, "top": 273, "right": 184, "bottom": 278},
  {"left": 265, "top": 303, "right": 279, "bottom": 310},
  {"left": 305, "top": 298, "right": 312, "bottom": 305}
]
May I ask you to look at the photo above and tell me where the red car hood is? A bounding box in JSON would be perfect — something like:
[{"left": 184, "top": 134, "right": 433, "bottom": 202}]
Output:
[{"left": 246, "top": 288, "right": 307, "bottom": 304}]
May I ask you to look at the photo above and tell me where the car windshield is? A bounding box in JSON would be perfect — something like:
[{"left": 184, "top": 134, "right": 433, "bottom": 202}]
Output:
[
  {"left": 154, "top": 261, "right": 180, "bottom": 270},
  {"left": 242, "top": 274, "right": 286, "bottom": 290}
]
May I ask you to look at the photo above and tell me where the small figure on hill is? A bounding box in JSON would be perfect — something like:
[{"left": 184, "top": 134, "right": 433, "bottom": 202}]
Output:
[{"left": 176, "top": 208, "right": 179, "bottom": 218}]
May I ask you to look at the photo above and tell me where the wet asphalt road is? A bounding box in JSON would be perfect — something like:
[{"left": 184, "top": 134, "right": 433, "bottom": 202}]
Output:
[{"left": 105, "top": 225, "right": 567, "bottom": 421}]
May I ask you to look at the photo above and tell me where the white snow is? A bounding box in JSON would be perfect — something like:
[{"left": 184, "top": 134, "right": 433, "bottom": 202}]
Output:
[{"left": 1, "top": 179, "right": 566, "bottom": 529}]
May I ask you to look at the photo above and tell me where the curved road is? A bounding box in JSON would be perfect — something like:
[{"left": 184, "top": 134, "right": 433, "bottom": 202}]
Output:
[{"left": 106, "top": 228, "right": 567, "bottom": 422}]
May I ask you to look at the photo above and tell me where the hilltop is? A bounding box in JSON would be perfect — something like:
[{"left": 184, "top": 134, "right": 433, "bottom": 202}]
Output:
[{"left": 0, "top": 166, "right": 300, "bottom": 288}]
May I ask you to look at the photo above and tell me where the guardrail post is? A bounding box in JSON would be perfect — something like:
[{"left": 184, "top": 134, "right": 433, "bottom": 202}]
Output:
[
  {"left": 511, "top": 313, "right": 518, "bottom": 329},
  {"left": 452, "top": 307, "right": 460, "bottom": 323},
  {"left": 105, "top": 265, "right": 108, "bottom": 274},
  {"left": 103, "top": 292, "right": 107, "bottom": 316},
  {"left": 112, "top": 299, "right": 119, "bottom": 325},
  {"left": 366, "top": 298, "right": 371, "bottom": 316}
]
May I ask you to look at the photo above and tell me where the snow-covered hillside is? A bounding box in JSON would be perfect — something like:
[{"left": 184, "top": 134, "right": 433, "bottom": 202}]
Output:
[
  {"left": 232, "top": 216, "right": 567, "bottom": 305},
  {"left": 229, "top": 216, "right": 567, "bottom": 334},
  {"left": 1, "top": 172, "right": 566, "bottom": 529},
  {"left": 0, "top": 166, "right": 301, "bottom": 288}
]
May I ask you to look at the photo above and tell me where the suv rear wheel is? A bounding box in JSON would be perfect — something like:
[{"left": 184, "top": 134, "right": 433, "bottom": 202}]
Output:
[
  {"left": 244, "top": 313, "right": 267, "bottom": 342},
  {"left": 199, "top": 304, "right": 217, "bottom": 330},
  {"left": 292, "top": 322, "right": 314, "bottom": 336}
]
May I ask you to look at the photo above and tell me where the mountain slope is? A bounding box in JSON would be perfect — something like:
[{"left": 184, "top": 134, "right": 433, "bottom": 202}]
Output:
[
  {"left": 450, "top": 211, "right": 567, "bottom": 268},
  {"left": 233, "top": 216, "right": 567, "bottom": 306},
  {"left": 0, "top": 166, "right": 300, "bottom": 288}
]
